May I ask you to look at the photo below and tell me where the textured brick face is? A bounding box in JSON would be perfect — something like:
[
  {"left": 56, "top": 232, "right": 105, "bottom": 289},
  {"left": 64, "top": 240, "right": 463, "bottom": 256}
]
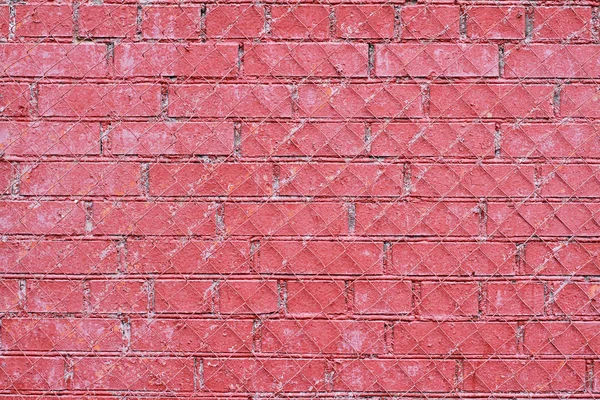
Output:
[{"left": 2, "top": 0, "right": 599, "bottom": 398}]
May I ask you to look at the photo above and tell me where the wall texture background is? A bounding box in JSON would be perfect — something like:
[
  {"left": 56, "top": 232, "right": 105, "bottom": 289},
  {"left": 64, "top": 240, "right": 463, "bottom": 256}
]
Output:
[{"left": 1, "top": 0, "right": 600, "bottom": 397}]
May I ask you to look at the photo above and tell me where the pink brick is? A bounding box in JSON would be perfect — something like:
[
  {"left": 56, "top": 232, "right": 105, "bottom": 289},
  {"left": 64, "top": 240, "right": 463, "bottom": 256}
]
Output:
[
  {"left": 420, "top": 282, "right": 479, "bottom": 317},
  {"left": 354, "top": 280, "right": 412, "bottom": 314},
  {"left": 271, "top": 5, "right": 329, "bottom": 39},
  {"left": 401, "top": 5, "right": 460, "bottom": 39},
  {"left": 79, "top": 4, "right": 137, "bottom": 38},
  {"left": 206, "top": 5, "right": 264, "bottom": 39},
  {"left": 533, "top": 6, "right": 591, "bottom": 40},
  {"left": 287, "top": 280, "right": 346, "bottom": 315},
  {"left": 154, "top": 280, "right": 213, "bottom": 314},
  {"left": 142, "top": 6, "right": 202, "bottom": 39},
  {"left": 27, "top": 280, "right": 84, "bottom": 313},
  {"left": 335, "top": 5, "right": 394, "bottom": 39},
  {"left": 487, "top": 282, "right": 545, "bottom": 316},
  {"left": 219, "top": 280, "right": 278, "bottom": 314},
  {"left": 505, "top": 44, "right": 600, "bottom": 78},
  {"left": 15, "top": 5, "right": 72, "bottom": 37},
  {"left": 467, "top": 6, "right": 526, "bottom": 39}
]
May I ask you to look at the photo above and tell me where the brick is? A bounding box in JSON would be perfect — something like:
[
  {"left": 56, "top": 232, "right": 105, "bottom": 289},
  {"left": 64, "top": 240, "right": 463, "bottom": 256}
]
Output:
[
  {"left": 271, "top": 5, "right": 329, "bottom": 39},
  {"left": 298, "top": 84, "right": 423, "bottom": 118},
  {"left": 0, "top": 240, "right": 119, "bottom": 275},
  {"left": 92, "top": 201, "right": 215, "bottom": 236},
  {"left": 262, "top": 320, "right": 385, "bottom": 354},
  {"left": 0, "top": 201, "right": 86, "bottom": 235},
  {"left": 463, "top": 360, "right": 585, "bottom": 392},
  {"left": 259, "top": 240, "right": 382, "bottom": 275},
  {"left": 0, "top": 357, "right": 65, "bottom": 391},
  {"left": 142, "top": 6, "right": 202, "bottom": 39},
  {"left": 206, "top": 5, "right": 264, "bottom": 39},
  {"left": 79, "top": 4, "right": 137, "bottom": 38},
  {"left": 524, "top": 322, "right": 600, "bottom": 355},
  {"left": 524, "top": 241, "right": 600, "bottom": 276},
  {"left": 375, "top": 44, "right": 498, "bottom": 77},
  {"left": 538, "top": 163, "right": 600, "bottom": 197},
  {"left": 334, "top": 359, "right": 455, "bottom": 392},
  {"left": 0, "top": 84, "right": 31, "bottom": 117},
  {"left": 1, "top": 318, "right": 124, "bottom": 352},
  {"left": 204, "top": 358, "right": 326, "bottom": 392},
  {"left": 370, "top": 122, "right": 495, "bottom": 158},
  {"left": 0, "top": 6, "right": 8, "bottom": 38},
  {"left": 72, "top": 357, "right": 194, "bottom": 391},
  {"left": 354, "top": 280, "right": 412, "bottom": 314},
  {"left": 533, "top": 6, "right": 591, "bottom": 41},
  {"left": 391, "top": 242, "right": 516, "bottom": 276},
  {"left": 219, "top": 280, "right": 278, "bottom": 314},
  {"left": 106, "top": 121, "right": 233, "bottom": 156},
  {"left": 561, "top": 84, "right": 600, "bottom": 118},
  {"left": 287, "top": 280, "right": 346, "bottom": 315},
  {"left": 505, "top": 44, "right": 600, "bottom": 78},
  {"left": 411, "top": 163, "right": 535, "bottom": 198},
  {"left": 244, "top": 43, "right": 368, "bottom": 77},
  {"left": 223, "top": 202, "right": 347, "bottom": 236},
  {"left": 15, "top": 4, "right": 72, "bottom": 37},
  {"left": 131, "top": 319, "right": 252, "bottom": 353},
  {"left": 38, "top": 84, "right": 161, "bottom": 117},
  {"left": 278, "top": 162, "right": 404, "bottom": 197},
  {"left": 0, "top": 280, "right": 20, "bottom": 313},
  {"left": 27, "top": 280, "right": 84, "bottom": 313},
  {"left": 169, "top": 84, "right": 292, "bottom": 118},
  {"left": 395, "top": 322, "right": 517, "bottom": 355},
  {"left": 20, "top": 162, "right": 141, "bottom": 197},
  {"left": 0, "top": 162, "right": 10, "bottom": 195},
  {"left": 488, "top": 202, "right": 600, "bottom": 237},
  {"left": 467, "top": 6, "right": 526, "bottom": 39},
  {"left": 155, "top": 280, "right": 213, "bottom": 314},
  {"left": 420, "top": 282, "right": 479, "bottom": 317},
  {"left": 501, "top": 123, "right": 600, "bottom": 159},
  {"left": 0, "top": 121, "right": 100, "bottom": 156},
  {"left": 430, "top": 84, "right": 554, "bottom": 118},
  {"left": 89, "top": 280, "right": 147, "bottom": 313},
  {"left": 355, "top": 201, "right": 480, "bottom": 236},
  {"left": 401, "top": 5, "right": 460, "bottom": 39},
  {"left": 114, "top": 43, "right": 238, "bottom": 77},
  {"left": 128, "top": 239, "right": 251, "bottom": 274},
  {"left": 149, "top": 163, "right": 272, "bottom": 197},
  {"left": 487, "top": 282, "right": 545, "bottom": 316},
  {"left": 0, "top": 43, "right": 107, "bottom": 78},
  {"left": 242, "top": 122, "right": 366, "bottom": 157},
  {"left": 335, "top": 5, "right": 394, "bottom": 39},
  {"left": 553, "top": 282, "right": 600, "bottom": 316}
]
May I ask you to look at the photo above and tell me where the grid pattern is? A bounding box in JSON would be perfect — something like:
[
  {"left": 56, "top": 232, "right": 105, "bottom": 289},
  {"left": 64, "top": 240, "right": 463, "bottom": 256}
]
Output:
[{"left": 1, "top": 0, "right": 600, "bottom": 397}]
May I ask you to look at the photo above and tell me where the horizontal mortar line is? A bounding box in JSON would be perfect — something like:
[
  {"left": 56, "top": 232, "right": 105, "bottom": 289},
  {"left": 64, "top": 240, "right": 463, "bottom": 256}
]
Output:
[
  {"left": 0, "top": 351, "right": 596, "bottom": 361},
  {"left": 3, "top": 314, "right": 600, "bottom": 323},
  {"left": 7, "top": 195, "right": 600, "bottom": 202},
  {"left": 3, "top": 234, "right": 600, "bottom": 242},
  {"left": 1, "top": 312, "right": 597, "bottom": 322},
  {"left": 1, "top": 76, "right": 598, "bottom": 84},
  {"left": 2, "top": 116, "right": 598, "bottom": 123},
  {"left": 3, "top": 274, "right": 600, "bottom": 282},
  {"left": 11, "top": 157, "right": 600, "bottom": 165}
]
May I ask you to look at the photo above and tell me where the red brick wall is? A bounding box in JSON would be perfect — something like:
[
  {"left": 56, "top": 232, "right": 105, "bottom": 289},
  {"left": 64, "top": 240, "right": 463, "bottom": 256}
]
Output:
[{"left": 1, "top": 0, "right": 599, "bottom": 397}]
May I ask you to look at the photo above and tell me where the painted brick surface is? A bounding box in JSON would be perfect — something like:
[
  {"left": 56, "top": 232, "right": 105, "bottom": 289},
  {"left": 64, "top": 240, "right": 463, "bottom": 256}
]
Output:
[{"left": 1, "top": 0, "right": 599, "bottom": 398}]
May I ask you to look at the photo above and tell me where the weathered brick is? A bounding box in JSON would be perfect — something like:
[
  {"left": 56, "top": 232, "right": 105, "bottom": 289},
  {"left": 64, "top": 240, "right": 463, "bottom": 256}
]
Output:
[
  {"left": 169, "top": 84, "right": 292, "bottom": 118},
  {"left": 106, "top": 121, "right": 234, "bottom": 156},
  {"left": 114, "top": 43, "right": 238, "bottom": 77},
  {"left": 523, "top": 241, "right": 600, "bottom": 276},
  {"left": 561, "top": 84, "right": 600, "bottom": 118},
  {"left": 244, "top": 43, "right": 368, "bottom": 77},
  {"left": 299, "top": 84, "right": 423, "bottom": 118},
  {"left": 0, "top": 201, "right": 86, "bottom": 235},
  {"left": 430, "top": 84, "right": 554, "bottom": 118},
  {"left": 149, "top": 162, "right": 272, "bottom": 197},
  {"left": 0, "top": 280, "right": 20, "bottom": 313},
  {"left": 27, "top": 280, "right": 84, "bottom": 313},
  {"left": 370, "top": 122, "right": 495, "bottom": 158},
  {"left": 335, "top": 5, "right": 394, "bottom": 39},
  {"left": 19, "top": 162, "right": 141, "bottom": 197},
  {"left": 219, "top": 280, "right": 278, "bottom": 314},
  {"left": 420, "top": 282, "right": 479, "bottom": 317},
  {"left": 533, "top": 6, "right": 591, "bottom": 41},
  {"left": 270, "top": 5, "right": 329, "bottom": 39},
  {"left": 0, "top": 84, "right": 31, "bottom": 117},
  {"left": 262, "top": 320, "right": 385, "bottom": 354},
  {"left": 391, "top": 242, "right": 516, "bottom": 276},
  {"left": 524, "top": 322, "right": 600, "bottom": 355},
  {"left": 259, "top": 240, "right": 382, "bottom": 275},
  {"left": 487, "top": 282, "right": 545, "bottom": 316},
  {"left": 0, "top": 357, "right": 65, "bottom": 390},
  {"left": 142, "top": 6, "right": 202, "bottom": 39},
  {"left": 38, "top": 84, "right": 162, "bottom": 117},
  {"left": 553, "top": 282, "right": 600, "bottom": 316},
  {"left": 375, "top": 44, "right": 498, "bottom": 77},
  {"left": 154, "top": 280, "right": 212, "bottom": 314},
  {"left": 287, "top": 280, "right": 346, "bottom": 315},
  {"left": 79, "top": 4, "right": 137, "bottom": 38},
  {"left": 206, "top": 5, "right": 264, "bottom": 39},
  {"left": 467, "top": 6, "right": 526, "bottom": 39},
  {"left": 401, "top": 5, "right": 460, "bottom": 39},
  {"left": 15, "top": 4, "right": 72, "bottom": 37},
  {"left": 89, "top": 280, "right": 147, "bottom": 313},
  {"left": 242, "top": 122, "right": 366, "bottom": 157},
  {"left": 354, "top": 280, "right": 412, "bottom": 314},
  {"left": 505, "top": 44, "right": 600, "bottom": 78}
]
